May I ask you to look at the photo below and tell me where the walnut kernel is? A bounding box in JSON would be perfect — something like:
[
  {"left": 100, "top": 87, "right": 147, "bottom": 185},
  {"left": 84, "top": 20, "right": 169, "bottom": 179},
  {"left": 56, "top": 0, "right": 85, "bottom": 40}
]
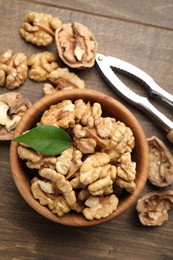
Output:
[
  {"left": 27, "top": 52, "right": 58, "bottom": 82},
  {"left": 20, "top": 12, "right": 62, "bottom": 46},
  {"left": 47, "top": 67, "right": 85, "bottom": 91},
  {"left": 0, "top": 49, "right": 28, "bottom": 89},
  {"left": 83, "top": 194, "right": 119, "bottom": 220}
]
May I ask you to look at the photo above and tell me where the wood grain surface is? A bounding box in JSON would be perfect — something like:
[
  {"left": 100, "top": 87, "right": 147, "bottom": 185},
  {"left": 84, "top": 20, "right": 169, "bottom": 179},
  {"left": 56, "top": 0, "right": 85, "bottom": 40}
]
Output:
[{"left": 0, "top": 0, "right": 173, "bottom": 259}]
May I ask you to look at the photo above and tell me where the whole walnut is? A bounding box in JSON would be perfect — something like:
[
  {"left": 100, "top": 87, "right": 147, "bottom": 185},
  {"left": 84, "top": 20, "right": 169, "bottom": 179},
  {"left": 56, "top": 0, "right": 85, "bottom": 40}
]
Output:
[{"left": 55, "top": 23, "right": 98, "bottom": 68}]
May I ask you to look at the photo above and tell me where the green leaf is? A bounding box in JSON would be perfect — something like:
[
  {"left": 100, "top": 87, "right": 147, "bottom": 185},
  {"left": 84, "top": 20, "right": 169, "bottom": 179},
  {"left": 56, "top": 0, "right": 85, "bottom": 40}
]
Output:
[{"left": 13, "top": 125, "right": 72, "bottom": 155}]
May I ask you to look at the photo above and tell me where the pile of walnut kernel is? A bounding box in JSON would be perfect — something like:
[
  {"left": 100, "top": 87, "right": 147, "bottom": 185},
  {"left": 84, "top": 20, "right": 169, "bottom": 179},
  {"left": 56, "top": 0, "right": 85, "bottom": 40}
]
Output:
[{"left": 17, "top": 99, "right": 136, "bottom": 220}]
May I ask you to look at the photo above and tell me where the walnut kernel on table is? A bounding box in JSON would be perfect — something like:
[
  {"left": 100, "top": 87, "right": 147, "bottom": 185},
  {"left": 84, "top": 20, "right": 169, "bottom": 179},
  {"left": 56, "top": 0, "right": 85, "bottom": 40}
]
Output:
[
  {"left": 20, "top": 12, "right": 62, "bottom": 46},
  {"left": 0, "top": 92, "right": 31, "bottom": 140},
  {"left": 147, "top": 136, "right": 173, "bottom": 187},
  {"left": 43, "top": 67, "right": 85, "bottom": 95},
  {"left": 136, "top": 191, "right": 173, "bottom": 226},
  {"left": 0, "top": 49, "right": 28, "bottom": 89},
  {"left": 18, "top": 99, "right": 136, "bottom": 220},
  {"left": 27, "top": 52, "right": 59, "bottom": 82},
  {"left": 55, "top": 23, "right": 98, "bottom": 68}
]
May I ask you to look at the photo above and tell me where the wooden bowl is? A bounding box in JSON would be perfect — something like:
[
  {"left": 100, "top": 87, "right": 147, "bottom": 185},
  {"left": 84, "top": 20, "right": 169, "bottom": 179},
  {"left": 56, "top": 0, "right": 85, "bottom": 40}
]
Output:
[{"left": 10, "top": 89, "right": 149, "bottom": 226}]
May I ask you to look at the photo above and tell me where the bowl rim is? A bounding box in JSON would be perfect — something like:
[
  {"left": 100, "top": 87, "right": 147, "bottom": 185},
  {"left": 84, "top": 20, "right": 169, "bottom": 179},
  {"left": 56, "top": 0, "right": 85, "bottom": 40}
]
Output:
[{"left": 10, "top": 89, "right": 149, "bottom": 226}]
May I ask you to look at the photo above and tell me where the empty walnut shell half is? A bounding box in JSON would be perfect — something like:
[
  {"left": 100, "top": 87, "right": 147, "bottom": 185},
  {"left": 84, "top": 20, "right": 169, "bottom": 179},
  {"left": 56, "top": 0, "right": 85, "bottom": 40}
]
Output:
[
  {"left": 55, "top": 23, "right": 98, "bottom": 68},
  {"left": 136, "top": 190, "right": 173, "bottom": 226},
  {"left": 147, "top": 136, "right": 173, "bottom": 187},
  {"left": 0, "top": 92, "right": 32, "bottom": 140}
]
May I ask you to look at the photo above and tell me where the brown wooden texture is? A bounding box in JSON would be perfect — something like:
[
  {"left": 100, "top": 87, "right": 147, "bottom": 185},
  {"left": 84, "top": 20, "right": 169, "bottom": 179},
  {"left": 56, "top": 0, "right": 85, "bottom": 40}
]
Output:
[
  {"left": 0, "top": 0, "right": 173, "bottom": 259},
  {"left": 26, "top": 0, "right": 173, "bottom": 29}
]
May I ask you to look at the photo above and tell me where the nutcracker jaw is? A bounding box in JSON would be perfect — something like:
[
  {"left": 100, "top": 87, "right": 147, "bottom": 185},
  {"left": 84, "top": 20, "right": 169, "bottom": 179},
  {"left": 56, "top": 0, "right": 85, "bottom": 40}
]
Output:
[{"left": 95, "top": 53, "right": 173, "bottom": 143}]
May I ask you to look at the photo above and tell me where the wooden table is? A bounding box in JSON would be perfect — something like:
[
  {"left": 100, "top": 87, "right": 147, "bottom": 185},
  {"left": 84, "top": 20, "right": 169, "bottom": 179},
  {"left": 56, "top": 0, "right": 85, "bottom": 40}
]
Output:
[{"left": 0, "top": 0, "right": 173, "bottom": 259}]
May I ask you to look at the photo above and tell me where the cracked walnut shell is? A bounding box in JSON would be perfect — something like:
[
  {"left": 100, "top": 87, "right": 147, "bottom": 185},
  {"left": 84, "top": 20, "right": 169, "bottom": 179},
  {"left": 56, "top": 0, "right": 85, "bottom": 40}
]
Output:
[
  {"left": 147, "top": 136, "right": 173, "bottom": 187},
  {"left": 27, "top": 52, "right": 58, "bottom": 82},
  {"left": 20, "top": 12, "right": 62, "bottom": 46},
  {"left": 0, "top": 92, "right": 31, "bottom": 140},
  {"left": 136, "top": 191, "right": 173, "bottom": 226},
  {"left": 55, "top": 23, "right": 98, "bottom": 68},
  {"left": 0, "top": 49, "right": 28, "bottom": 89}
]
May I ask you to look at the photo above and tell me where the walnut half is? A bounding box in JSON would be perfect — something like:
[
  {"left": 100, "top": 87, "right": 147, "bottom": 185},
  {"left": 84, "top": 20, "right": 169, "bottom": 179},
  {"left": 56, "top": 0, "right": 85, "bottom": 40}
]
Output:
[{"left": 55, "top": 23, "right": 98, "bottom": 68}]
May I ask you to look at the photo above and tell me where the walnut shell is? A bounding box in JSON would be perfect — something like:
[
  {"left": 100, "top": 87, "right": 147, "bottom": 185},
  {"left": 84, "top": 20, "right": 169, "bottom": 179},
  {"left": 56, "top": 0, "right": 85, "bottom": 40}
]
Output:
[
  {"left": 136, "top": 190, "right": 173, "bottom": 226},
  {"left": 147, "top": 136, "right": 173, "bottom": 187},
  {"left": 55, "top": 23, "right": 98, "bottom": 68},
  {"left": 0, "top": 92, "right": 31, "bottom": 140}
]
